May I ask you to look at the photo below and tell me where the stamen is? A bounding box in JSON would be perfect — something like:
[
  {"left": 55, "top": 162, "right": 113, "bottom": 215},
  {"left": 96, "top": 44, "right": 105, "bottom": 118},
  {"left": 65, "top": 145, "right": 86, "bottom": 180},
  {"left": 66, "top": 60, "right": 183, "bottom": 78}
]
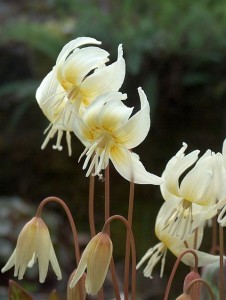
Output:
[
  {"left": 41, "top": 126, "right": 57, "bottom": 150},
  {"left": 52, "top": 130, "right": 63, "bottom": 151},
  {"left": 160, "top": 248, "right": 167, "bottom": 278},
  {"left": 86, "top": 154, "right": 98, "bottom": 177},
  {"left": 137, "top": 243, "right": 166, "bottom": 279},
  {"left": 66, "top": 131, "right": 72, "bottom": 156},
  {"left": 163, "top": 200, "right": 193, "bottom": 240}
]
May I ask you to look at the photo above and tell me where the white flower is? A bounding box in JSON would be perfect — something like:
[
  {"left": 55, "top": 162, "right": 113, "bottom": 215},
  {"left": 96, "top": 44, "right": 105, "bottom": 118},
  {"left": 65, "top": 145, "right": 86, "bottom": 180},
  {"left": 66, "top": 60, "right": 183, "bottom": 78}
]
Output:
[
  {"left": 75, "top": 88, "right": 163, "bottom": 184},
  {"left": 70, "top": 232, "right": 112, "bottom": 295},
  {"left": 136, "top": 200, "right": 219, "bottom": 279},
  {"left": 36, "top": 37, "right": 125, "bottom": 155},
  {"left": 160, "top": 143, "right": 223, "bottom": 239},
  {"left": 1, "top": 217, "right": 61, "bottom": 283}
]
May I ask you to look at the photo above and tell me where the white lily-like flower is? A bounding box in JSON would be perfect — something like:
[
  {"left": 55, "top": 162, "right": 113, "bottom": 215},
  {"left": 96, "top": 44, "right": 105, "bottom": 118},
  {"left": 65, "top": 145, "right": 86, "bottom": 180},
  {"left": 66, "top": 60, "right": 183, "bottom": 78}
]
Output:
[
  {"left": 70, "top": 232, "right": 112, "bottom": 295},
  {"left": 75, "top": 88, "right": 163, "bottom": 184},
  {"left": 1, "top": 217, "right": 61, "bottom": 283},
  {"left": 36, "top": 37, "right": 125, "bottom": 155},
  {"left": 136, "top": 200, "right": 219, "bottom": 279},
  {"left": 160, "top": 143, "right": 223, "bottom": 239}
]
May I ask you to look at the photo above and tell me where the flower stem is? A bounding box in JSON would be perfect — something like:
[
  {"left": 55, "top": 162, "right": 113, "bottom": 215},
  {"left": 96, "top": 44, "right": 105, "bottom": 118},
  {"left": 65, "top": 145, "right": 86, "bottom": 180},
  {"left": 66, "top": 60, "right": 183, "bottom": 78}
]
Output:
[
  {"left": 163, "top": 249, "right": 198, "bottom": 300},
  {"left": 104, "top": 166, "right": 121, "bottom": 300},
  {"left": 103, "top": 215, "right": 137, "bottom": 300},
  {"left": 89, "top": 174, "right": 96, "bottom": 237},
  {"left": 124, "top": 181, "right": 135, "bottom": 300},
  {"left": 219, "top": 223, "right": 225, "bottom": 300},
  {"left": 186, "top": 279, "right": 216, "bottom": 300},
  {"left": 35, "top": 196, "right": 83, "bottom": 299},
  {"left": 36, "top": 196, "right": 80, "bottom": 264}
]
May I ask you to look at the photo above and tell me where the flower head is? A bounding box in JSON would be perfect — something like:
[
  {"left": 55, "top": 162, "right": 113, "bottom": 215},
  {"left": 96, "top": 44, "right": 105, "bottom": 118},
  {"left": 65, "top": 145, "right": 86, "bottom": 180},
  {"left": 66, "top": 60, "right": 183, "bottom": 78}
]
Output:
[
  {"left": 160, "top": 143, "right": 223, "bottom": 239},
  {"left": 70, "top": 232, "right": 112, "bottom": 295},
  {"left": 76, "top": 88, "right": 163, "bottom": 184},
  {"left": 137, "top": 200, "right": 219, "bottom": 279},
  {"left": 36, "top": 37, "right": 125, "bottom": 155},
  {"left": 1, "top": 217, "right": 61, "bottom": 283}
]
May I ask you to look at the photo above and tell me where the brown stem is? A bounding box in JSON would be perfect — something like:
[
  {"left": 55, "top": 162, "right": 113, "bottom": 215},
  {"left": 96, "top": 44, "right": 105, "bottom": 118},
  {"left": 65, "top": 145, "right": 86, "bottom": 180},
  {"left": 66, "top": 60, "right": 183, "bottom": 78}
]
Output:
[
  {"left": 105, "top": 166, "right": 110, "bottom": 223},
  {"left": 104, "top": 166, "right": 121, "bottom": 300},
  {"left": 124, "top": 181, "right": 135, "bottom": 300},
  {"left": 36, "top": 196, "right": 80, "bottom": 264},
  {"left": 36, "top": 196, "right": 83, "bottom": 298},
  {"left": 103, "top": 215, "right": 137, "bottom": 300},
  {"left": 163, "top": 249, "right": 198, "bottom": 300},
  {"left": 210, "top": 215, "right": 218, "bottom": 254},
  {"left": 193, "top": 227, "right": 198, "bottom": 250},
  {"left": 219, "top": 223, "right": 225, "bottom": 300},
  {"left": 89, "top": 174, "right": 96, "bottom": 237},
  {"left": 186, "top": 279, "right": 216, "bottom": 300}
]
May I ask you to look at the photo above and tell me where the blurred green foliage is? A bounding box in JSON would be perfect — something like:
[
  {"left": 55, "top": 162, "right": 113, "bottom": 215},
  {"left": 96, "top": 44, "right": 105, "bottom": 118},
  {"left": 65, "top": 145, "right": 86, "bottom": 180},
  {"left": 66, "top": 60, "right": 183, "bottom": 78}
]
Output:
[{"left": 1, "top": 0, "right": 226, "bottom": 109}]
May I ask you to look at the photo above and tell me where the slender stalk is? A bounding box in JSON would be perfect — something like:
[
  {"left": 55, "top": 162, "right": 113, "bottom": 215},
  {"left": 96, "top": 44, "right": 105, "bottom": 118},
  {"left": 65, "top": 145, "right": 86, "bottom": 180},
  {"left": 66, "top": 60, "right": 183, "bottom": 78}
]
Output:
[
  {"left": 193, "top": 227, "right": 198, "bottom": 250},
  {"left": 219, "top": 223, "right": 225, "bottom": 300},
  {"left": 105, "top": 166, "right": 110, "bottom": 223},
  {"left": 36, "top": 196, "right": 81, "bottom": 264},
  {"left": 35, "top": 196, "right": 83, "bottom": 299},
  {"left": 186, "top": 279, "right": 216, "bottom": 300},
  {"left": 104, "top": 166, "right": 121, "bottom": 300},
  {"left": 210, "top": 215, "right": 218, "bottom": 254},
  {"left": 89, "top": 174, "right": 96, "bottom": 237},
  {"left": 103, "top": 215, "right": 137, "bottom": 300},
  {"left": 124, "top": 181, "right": 135, "bottom": 300},
  {"left": 163, "top": 249, "right": 198, "bottom": 300}
]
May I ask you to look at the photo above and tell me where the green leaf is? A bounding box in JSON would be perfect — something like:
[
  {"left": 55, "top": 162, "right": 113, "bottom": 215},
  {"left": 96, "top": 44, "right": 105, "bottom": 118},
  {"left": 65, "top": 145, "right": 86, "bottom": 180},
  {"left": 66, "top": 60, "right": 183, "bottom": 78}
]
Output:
[{"left": 9, "top": 280, "right": 33, "bottom": 300}]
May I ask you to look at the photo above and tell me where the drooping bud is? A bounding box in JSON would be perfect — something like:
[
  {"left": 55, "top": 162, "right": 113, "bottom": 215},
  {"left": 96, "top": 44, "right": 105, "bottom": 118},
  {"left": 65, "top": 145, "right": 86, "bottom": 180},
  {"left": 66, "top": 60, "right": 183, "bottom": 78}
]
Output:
[{"left": 70, "top": 232, "right": 113, "bottom": 295}]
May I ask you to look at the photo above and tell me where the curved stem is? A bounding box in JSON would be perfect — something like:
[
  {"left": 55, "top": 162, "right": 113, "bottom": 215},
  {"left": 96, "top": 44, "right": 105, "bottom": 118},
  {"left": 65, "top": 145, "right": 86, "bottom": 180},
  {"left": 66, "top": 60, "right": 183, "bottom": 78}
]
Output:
[
  {"left": 105, "top": 166, "right": 110, "bottom": 223},
  {"left": 36, "top": 196, "right": 81, "bottom": 264},
  {"left": 219, "top": 223, "right": 225, "bottom": 300},
  {"left": 103, "top": 215, "right": 137, "bottom": 300},
  {"left": 124, "top": 181, "right": 135, "bottom": 300},
  {"left": 89, "top": 174, "right": 96, "bottom": 237},
  {"left": 163, "top": 249, "right": 198, "bottom": 300},
  {"left": 210, "top": 215, "right": 218, "bottom": 254},
  {"left": 36, "top": 196, "right": 83, "bottom": 298},
  {"left": 186, "top": 279, "right": 216, "bottom": 300},
  {"left": 104, "top": 166, "right": 121, "bottom": 300}
]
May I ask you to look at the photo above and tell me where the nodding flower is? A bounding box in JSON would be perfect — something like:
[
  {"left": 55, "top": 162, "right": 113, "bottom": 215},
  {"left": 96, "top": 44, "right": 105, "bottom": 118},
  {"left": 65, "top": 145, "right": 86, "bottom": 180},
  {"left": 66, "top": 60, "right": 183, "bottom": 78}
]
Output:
[
  {"left": 1, "top": 217, "right": 61, "bottom": 283},
  {"left": 36, "top": 37, "right": 125, "bottom": 156},
  {"left": 70, "top": 232, "right": 112, "bottom": 295}
]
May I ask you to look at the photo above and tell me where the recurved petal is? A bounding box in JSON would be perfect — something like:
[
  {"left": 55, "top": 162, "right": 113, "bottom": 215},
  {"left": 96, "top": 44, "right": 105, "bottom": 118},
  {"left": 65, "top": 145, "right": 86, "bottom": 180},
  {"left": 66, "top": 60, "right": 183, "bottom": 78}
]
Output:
[
  {"left": 110, "top": 147, "right": 163, "bottom": 184},
  {"left": 56, "top": 37, "right": 102, "bottom": 65},
  {"left": 36, "top": 68, "right": 66, "bottom": 121},
  {"left": 115, "top": 87, "right": 150, "bottom": 149},
  {"left": 61, "top": 46, "right": 109, "bottom": 86},
  {"left": 164, "top": 150, "right": 200, "bottom": 197},
  {"left": 80, "top": 44, "right": 125, "bottom": 104}
]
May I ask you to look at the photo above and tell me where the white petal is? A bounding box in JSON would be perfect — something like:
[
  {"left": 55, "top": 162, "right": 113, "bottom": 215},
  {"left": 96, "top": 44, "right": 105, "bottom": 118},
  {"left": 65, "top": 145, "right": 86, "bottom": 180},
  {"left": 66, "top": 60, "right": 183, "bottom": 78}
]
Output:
[
  {"left": 80, "top": 44, "right": 125, "bottom": 104},
  {"left": 49, "top": 243, "right": 62, "bottom": 280},
  {"left": 60, "top": 46, "right": 109, "bottom": 86},
  {"left": 223, "top": 138, "right": 226, "bottom": 169},
  {"left": 56, "top": 37, "right": 102, "bottom": 65},
  {"left": 1, "top": 249, "right": 16, "bottom": 273},
  {"left": 115, "top": 87, "right": 150, "bottom": 149},
  {"left": 163, "top": 149, "right": 200, "bottom": 197},
  {"left": 110, "top": 147, "right": 163, "bottom": 184}
]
